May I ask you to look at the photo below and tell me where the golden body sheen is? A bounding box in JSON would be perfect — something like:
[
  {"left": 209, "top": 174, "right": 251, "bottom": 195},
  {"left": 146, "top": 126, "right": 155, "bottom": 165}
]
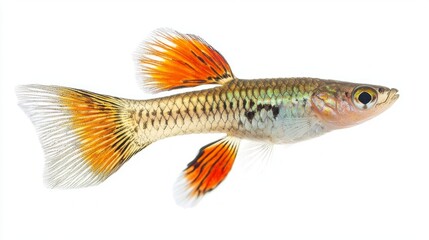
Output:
[{"left": 128, "top": 78, "right": 324, "bottom": 145}]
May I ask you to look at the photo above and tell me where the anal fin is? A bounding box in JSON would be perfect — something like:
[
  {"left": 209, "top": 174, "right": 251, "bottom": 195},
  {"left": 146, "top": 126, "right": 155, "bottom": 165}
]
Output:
[{"left": 174, "top": 136, "right": 240, "bottom": 207}]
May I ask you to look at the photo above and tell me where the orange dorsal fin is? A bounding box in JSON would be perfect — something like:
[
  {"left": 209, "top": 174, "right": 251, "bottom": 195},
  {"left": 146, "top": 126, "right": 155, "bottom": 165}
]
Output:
[
  {"left": 174, "top": 136, "right": 240, "bottom": 207},
  {"left": 136, "top": 29, "right": 235, "bottom": 92}
]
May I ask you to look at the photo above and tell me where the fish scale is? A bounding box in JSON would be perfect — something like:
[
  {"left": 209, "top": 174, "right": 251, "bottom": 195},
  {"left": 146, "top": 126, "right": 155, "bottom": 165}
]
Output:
[{"left": 131, "top": 78, "right": 321, "bottom": 144}]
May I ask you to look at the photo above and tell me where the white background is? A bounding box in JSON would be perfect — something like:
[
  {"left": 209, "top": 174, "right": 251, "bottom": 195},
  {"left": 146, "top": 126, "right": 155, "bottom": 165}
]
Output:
[{"left": 1, "top": 0, "right": 428, "bottom": 239}]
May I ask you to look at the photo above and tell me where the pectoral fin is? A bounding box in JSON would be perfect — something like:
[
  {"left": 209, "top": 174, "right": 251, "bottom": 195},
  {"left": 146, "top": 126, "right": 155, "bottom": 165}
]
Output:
[{"left": 174, "top": 136, "right": 240, "bottom": 207}]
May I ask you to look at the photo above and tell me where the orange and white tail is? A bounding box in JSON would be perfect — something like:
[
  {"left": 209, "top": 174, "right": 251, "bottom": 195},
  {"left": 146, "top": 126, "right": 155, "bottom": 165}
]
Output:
[{"left": 16, "top": 85, "right": 147, "bottom": 188}]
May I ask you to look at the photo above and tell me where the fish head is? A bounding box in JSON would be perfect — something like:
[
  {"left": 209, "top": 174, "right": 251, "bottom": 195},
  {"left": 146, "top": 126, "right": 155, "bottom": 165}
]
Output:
[{"left": 311, "top": 81, "right": 399, "bottom": 129}]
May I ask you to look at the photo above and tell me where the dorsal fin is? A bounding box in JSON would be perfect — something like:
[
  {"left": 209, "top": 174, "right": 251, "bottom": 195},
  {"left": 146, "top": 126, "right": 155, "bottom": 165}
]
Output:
[{"left": 136, "top": 29, "right": 235, "bottom": 93}]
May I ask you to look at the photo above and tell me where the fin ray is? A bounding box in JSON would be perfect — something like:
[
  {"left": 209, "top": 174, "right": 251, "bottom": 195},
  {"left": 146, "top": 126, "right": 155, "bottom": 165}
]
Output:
[
  {"left": 174, "top": 136, "right": 240, "bottom": 207},
  {"left": 17, "top": 85, "right": 148, "bottom": 188},
  {"left": 136, "top": 29, "right": 234, "bottom": 92},
  {"left": 239, "top": 140, "right": 275, "bottom": 174}
]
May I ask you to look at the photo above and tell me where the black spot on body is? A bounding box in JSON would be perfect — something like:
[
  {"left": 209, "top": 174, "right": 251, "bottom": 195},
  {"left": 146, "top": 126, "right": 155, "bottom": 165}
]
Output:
[
  {"left": 245, "top": 111, "right": 255, "bottom": 122},
  {"left": 249, "top": 100, "right": 255, "bottom": 108},
  {"left": 302, "top": 98, "right": 308, "bottom": 107},
  {"left": 272, "top": 106, "right": 279, "bottom": 119},
  {"left": 264, "top": 104, "right": 272, "bottom": 111}
]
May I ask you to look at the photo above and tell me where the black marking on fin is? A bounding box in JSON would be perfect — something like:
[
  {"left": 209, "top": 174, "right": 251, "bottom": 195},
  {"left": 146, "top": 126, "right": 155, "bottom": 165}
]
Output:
[{"left": 183, "top": 79, "right": 207, "bottom": 84}]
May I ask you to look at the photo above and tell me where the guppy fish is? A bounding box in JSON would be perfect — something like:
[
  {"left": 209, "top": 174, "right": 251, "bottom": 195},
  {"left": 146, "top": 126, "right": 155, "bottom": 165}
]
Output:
[{"left": 17, "top": 29, "right": 399, "bottom": 207}]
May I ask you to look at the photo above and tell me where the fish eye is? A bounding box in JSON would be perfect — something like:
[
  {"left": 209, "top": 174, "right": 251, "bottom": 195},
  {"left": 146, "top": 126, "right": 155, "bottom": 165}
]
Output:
[
  {"left": 358, "top": 91, "right": 372, "bottom": 104},
  {"left": 352, "top": 86, "right": 378, "bottom": 109}
]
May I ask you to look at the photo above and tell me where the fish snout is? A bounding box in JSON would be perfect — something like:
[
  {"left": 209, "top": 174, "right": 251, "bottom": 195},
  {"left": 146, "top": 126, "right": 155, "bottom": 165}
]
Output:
[
  {"left": 376, "top": 87, "right": 399, "bottom": 106},
  {"left": 389, "top": 88, "right": 400, "bottom": 101}
]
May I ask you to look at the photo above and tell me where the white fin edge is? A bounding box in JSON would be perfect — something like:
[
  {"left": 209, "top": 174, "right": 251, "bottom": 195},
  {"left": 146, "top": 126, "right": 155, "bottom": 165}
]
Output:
[{"left": 17, "top": 85, "right": 105, "bottom": 188}]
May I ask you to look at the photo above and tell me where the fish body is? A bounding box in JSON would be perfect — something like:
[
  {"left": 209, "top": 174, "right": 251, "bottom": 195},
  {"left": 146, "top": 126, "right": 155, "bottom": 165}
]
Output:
[
  {"left": 16, "top": 29, "right": 399, "bottom": 207},
  {"left": 131, "top": 78, "right": 323, "bottom": 144}
]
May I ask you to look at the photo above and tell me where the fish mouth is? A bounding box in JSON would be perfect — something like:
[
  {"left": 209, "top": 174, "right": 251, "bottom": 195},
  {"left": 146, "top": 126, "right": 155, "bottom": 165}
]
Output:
[
  {"left": 379, "top": 88, "right": 399, "bottom": 106},
  {"left": 389, "top": 88, "right": 400, "bottom": 102}
]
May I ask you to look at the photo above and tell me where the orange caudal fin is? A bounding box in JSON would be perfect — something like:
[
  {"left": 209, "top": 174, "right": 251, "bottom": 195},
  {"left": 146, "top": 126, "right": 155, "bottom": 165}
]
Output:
[
  {"left": 136, "top": 28, "right": 235, "bottom": 92},
  {"left": 16, "top": 85, "right": 148, "bottom": 188},
  {"left": 174, "top": 136, "right": 241, "bottom": 207}
]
